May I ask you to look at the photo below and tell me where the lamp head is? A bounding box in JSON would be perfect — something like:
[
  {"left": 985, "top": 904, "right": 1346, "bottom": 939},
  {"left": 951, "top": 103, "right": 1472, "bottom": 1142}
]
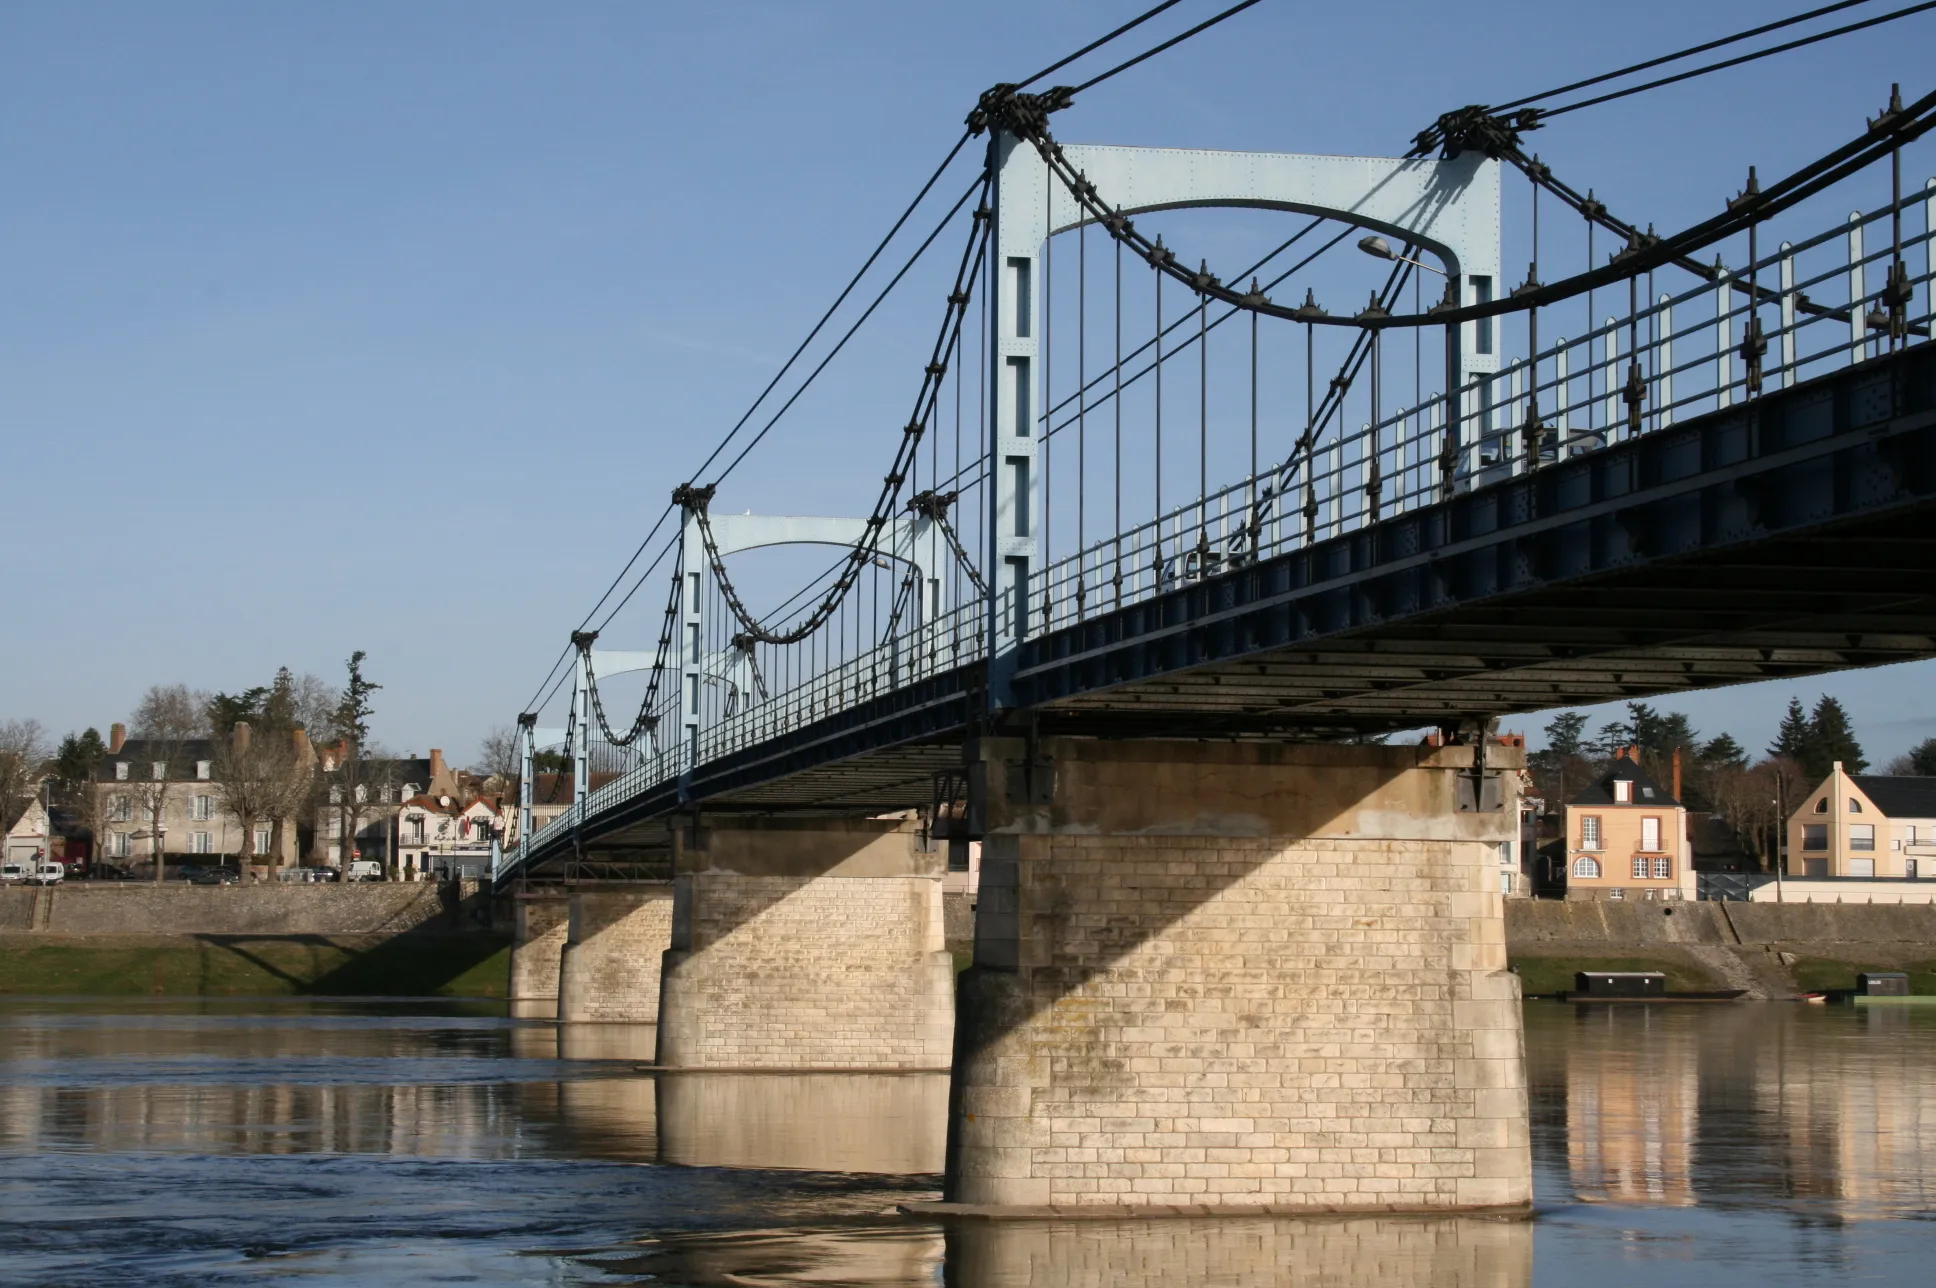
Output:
[{"left": 1357, "top": 235, "right": 1396, "bottom": 261}]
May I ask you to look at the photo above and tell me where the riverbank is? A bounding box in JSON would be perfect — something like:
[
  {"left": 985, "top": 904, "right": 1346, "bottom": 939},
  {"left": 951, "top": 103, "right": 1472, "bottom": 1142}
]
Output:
[
  {"left": 0, "top": 933, "right": 510, "bottom": 997},
  {"left": 1506, "top": 900, "right": 1936, "bottom": 997}
]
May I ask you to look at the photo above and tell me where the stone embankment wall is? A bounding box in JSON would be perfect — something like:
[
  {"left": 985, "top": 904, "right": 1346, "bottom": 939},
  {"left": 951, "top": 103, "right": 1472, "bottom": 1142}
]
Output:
[
  {"left": 0, "top": 883, "right": 461, "bottom": 936},
  {"left": 1506, "top": 899, "right": 1936, "bottom": 996},
  {"left": 1507, "top": 899, "right": 1936, "bottom": 947}
]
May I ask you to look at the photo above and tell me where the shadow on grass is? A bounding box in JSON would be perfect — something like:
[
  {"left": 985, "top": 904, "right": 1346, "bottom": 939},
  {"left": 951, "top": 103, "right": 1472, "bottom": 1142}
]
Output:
[{"left": 190, "top": 932, "right": 512, "bottom": 997}]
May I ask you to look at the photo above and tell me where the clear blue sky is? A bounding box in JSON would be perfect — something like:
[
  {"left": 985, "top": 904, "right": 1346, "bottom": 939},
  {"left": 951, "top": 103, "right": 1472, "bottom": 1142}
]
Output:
[{"left": 4, "top": 0, "right": 1934, "bottom": 765}]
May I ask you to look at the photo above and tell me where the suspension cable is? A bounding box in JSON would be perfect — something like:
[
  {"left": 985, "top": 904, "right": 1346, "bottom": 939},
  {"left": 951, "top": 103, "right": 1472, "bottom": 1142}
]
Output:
[
  {"left": 1490, "top": 0, "right": 1878, "bottom": 113},
  {"left": 1015, "top": 0, "right": 1188, "bottom": 89},
  {"left": 1535, "top": 0, "right": 1936, "bottom": 120},
  {"left": 710, "top": 174, "right": 986, "bottom": 486},
  {"left": 1067, "top": 0, "right": 1266, "bottom": 95}
]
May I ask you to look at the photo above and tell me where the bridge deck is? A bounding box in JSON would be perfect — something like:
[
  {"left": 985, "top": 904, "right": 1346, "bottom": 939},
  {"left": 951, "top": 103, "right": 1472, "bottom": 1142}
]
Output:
[{"left": 511, "top": 343, "right": 1936, "bottom": 881}]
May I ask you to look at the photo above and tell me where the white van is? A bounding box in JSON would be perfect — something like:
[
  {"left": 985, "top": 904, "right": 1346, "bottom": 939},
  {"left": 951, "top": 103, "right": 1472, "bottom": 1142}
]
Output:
[
  {"left": 0, "top": 862, "right": 25, "bottom": 883},
  {"left": 345, "top": 859, "right": 384, "bottom": 882},
  {"left": 31, "top": 860, "right": 64, "bottom": 885}
]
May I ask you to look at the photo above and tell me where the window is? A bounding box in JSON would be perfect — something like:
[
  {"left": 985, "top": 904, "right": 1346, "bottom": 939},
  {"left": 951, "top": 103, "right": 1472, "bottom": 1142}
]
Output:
[
  {"left": 1848, "top": 858, "right": 1875, "bottom": 878},
  {"left": 1608, "top": 887, "right": 1626, "bottom": 900},
  {"left": 111, "top": 832, "right": 131, "bottom": 857},
  {"left": 191, "top": 795, "right": 214, "bottom": 822},
  {"left": 408, "top": 815, "right": 425, "bottom": 844},
  {"left": 354, "top": 784, "right": 367, "bottom": 804},
  {"left": 191, "top": 832, "right": 212, "bottom": 855},
  {"left": 1632, "top": 855, "right": 1650, "bottom": 880},
  {"left": 1850, "top": 824, "right": 1875, "bottom": 852},
  {"left": 1498, "top": 840, "right": 1515, "bottom": 866},
  {"left": 1651, "top": 857, "right": 1672, "bottom": 880},
  {"left": 1500, "top": 871, "right": 1514, "bottom": 895},
  {"left": 1572, "top": 856, "right": 1602, "bottom": 879},
  {"left": 1581, "top": 816, "right": 1603, "bottom": 849},
  {"left": 151, "top": 762, "right": 166, "bottom": 781},
  {"left": 196, "top": 761, "right": 211, "bottom": 781},
  {"left": 109, "top": 796, "right": 133, "bottom": 823},
  {"left": 1813, "top": 798, "right": 1828, "bottom": 813},
  {"left": 1641, "top": 786, "right": 1656, "bottom": 800},
  {"left": 328, "top": 816, "right": 342, "bottom": 839},
  {"left": 1641, "top": 817, "right": 1662, "bottom": 852},
  {"left": 329, "top": 786, "right": 342, "bottom": 804},
  {"left": 254, "top": 828, "right": 272, "bottom": 854},
  {"left": 1803, "top": 824, "right": 1829, "bottom": 851},
  {"left": 114, "top": 762, "right": 129, "bottom": 781},
  {"left": 1849, "top": 798, "right": 1863, "bottom": 813},
  {"left": 1614, "top": 780, "right": 1633, "bottom": 803}
]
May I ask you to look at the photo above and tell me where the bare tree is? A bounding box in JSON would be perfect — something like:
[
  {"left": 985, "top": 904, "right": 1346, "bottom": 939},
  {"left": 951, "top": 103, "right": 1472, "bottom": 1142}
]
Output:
[
  {"left": 322, "top": 745, "right": 401, "bottom": 877},
  {"left": 0, "top": 719, "right": 51, "bottom": 840},
  {"left": 474, "top": 725, "right": 519, "bottom": 784},
  {"left": 212, "top": 722, "right": 310, "bottom": 878},
  {"left": 129, "top": 684, "right": 211, "bottom": 882}
]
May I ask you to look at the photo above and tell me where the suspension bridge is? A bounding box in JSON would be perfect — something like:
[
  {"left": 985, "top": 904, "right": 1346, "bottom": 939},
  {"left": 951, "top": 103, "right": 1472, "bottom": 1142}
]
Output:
[{"left": 490, "top": 0, "right": 1936, "bottom": 1216}]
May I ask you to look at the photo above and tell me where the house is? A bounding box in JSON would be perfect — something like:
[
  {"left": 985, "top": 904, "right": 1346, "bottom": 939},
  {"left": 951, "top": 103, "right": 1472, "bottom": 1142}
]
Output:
[
  {"left": 395, "top": 794, "right": 506, "bottom": 879},
  {"left": 1561, "top": 751, "right": 1696, "bottom": 901},
  {"left": 4, "top": 799, "right": 49, "bottom": 864},
  {"left": 1786, "top": 763, "right": 1936, "bottom": 880},
  {"left": 93, "top": 724, "right": 254, "bottom": 868}
]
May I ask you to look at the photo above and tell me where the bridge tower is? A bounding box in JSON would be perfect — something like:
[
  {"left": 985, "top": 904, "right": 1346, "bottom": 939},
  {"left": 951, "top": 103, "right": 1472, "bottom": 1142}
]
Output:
[{"left": 984, "top": 127, "right": 1501, "bottom": 704}]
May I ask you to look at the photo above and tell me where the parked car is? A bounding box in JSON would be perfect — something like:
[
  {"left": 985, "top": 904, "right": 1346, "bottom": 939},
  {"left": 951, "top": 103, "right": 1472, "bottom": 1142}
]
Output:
[
  {"left": 190, "top": 867, "right": 239, "bottom": 886},
  {"left": 92, "top": 864, "right": 138, "bottom": 882},
  {"left": 0, "top": 862, "right": 26, "bottom": 883},
  {"left": 345, "top": 859, "right": 384, "bottom": 882},
  {"left": 30, "top": 860, "right": 65, "bottom": 885},
  {"left": 171, "top": 863, "right": 208, "bottom": 883}
]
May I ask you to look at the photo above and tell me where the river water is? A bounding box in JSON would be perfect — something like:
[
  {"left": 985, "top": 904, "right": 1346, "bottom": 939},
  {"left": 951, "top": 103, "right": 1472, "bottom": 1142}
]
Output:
[{"left": 0, "top": 998, "right": 1931, "bottom": 1285}]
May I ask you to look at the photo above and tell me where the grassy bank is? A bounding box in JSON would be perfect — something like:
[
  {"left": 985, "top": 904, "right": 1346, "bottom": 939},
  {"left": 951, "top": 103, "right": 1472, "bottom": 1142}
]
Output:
[
  {"left": 1789, "top": 956, "right": 1936, "bottom": 994},
  {"left": 0, "top": 934, "right": 511, "bottom": 997}
]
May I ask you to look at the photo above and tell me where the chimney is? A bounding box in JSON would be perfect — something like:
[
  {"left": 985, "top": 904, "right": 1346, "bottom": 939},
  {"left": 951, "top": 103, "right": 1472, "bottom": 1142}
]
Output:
[
  {"left": 430, "top": 748, "right": 455, "bottom": 796},
  {"left": 291, "top": 727, "right": 314, "bottom": 769},
  {"left": 1672, "top": 746, "right": 1683, "bottom": 802},
  {"left": 232, "top": 720, "right": 252, "bottom": 754},
  {"left": 109, "top": 723, "right": 127, "bottom": 754}
]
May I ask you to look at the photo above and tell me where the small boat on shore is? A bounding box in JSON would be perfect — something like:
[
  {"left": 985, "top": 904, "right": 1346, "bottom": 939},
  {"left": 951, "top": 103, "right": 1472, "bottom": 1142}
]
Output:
[{"left": 1557, "top": 971, "right": 1745, "bottom": 1004}]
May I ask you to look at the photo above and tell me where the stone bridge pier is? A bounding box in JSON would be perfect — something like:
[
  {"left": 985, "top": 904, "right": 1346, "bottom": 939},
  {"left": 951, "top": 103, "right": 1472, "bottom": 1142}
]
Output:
[
  {"left": 557, "top": 885, "right": 676, "bottom": 1023},
  {"left": 943, "top": 737, "right": 1531, "bottom": 1215},
  {"left": 508, "top": 890, "right": 571, "bottom": 1019},
  {"left": 655, "top": 817, "right": 954, "bottom": 1070}
]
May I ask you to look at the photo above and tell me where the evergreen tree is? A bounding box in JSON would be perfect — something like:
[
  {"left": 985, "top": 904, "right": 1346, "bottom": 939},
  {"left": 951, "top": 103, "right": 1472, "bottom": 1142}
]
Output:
[
  {"left": 1769, "top": 698, "right": 1812, "bottom": 762},
  {"left": 1806, "top": 695, "right": 1866, "bottom": 777},
  {"left": 1697, "top": 733, "right": 1749, "bottom": 770},
  {"left": 331, "top": 651, "right": 380, "bottom": 750},
  {"left": 52, "top": 728, "right": 107, "bottom": 791},
  {"left": 1543, "top": 712, "right": 1588, "bottom": 758},
  {"left": 205, "top": 687, "right": 269, "bottom": 737},
  {"left": 1907, "top": 737, "right": 1936, "bottom": 776}
]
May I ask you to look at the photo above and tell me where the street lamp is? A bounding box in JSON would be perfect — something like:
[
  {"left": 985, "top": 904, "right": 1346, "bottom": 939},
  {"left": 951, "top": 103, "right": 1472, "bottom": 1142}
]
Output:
[{"left": 1357, "top": 235, "right": 1446, "bottom": 277}]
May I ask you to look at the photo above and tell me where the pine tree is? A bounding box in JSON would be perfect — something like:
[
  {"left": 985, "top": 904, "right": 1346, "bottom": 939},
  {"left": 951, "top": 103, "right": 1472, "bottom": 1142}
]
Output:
[
  {"left": 1806, "top": 695, "right": 1867, "bottom": 777},
  {"left": 1908, "top": 737, "right": 1936, "bottom": 776},
  {"left": 1769, "top": 698, "right": 1812, "bottom": 762},
  {"left": 1698, "top": 733, "right": 1748, "bottom": 770}
]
